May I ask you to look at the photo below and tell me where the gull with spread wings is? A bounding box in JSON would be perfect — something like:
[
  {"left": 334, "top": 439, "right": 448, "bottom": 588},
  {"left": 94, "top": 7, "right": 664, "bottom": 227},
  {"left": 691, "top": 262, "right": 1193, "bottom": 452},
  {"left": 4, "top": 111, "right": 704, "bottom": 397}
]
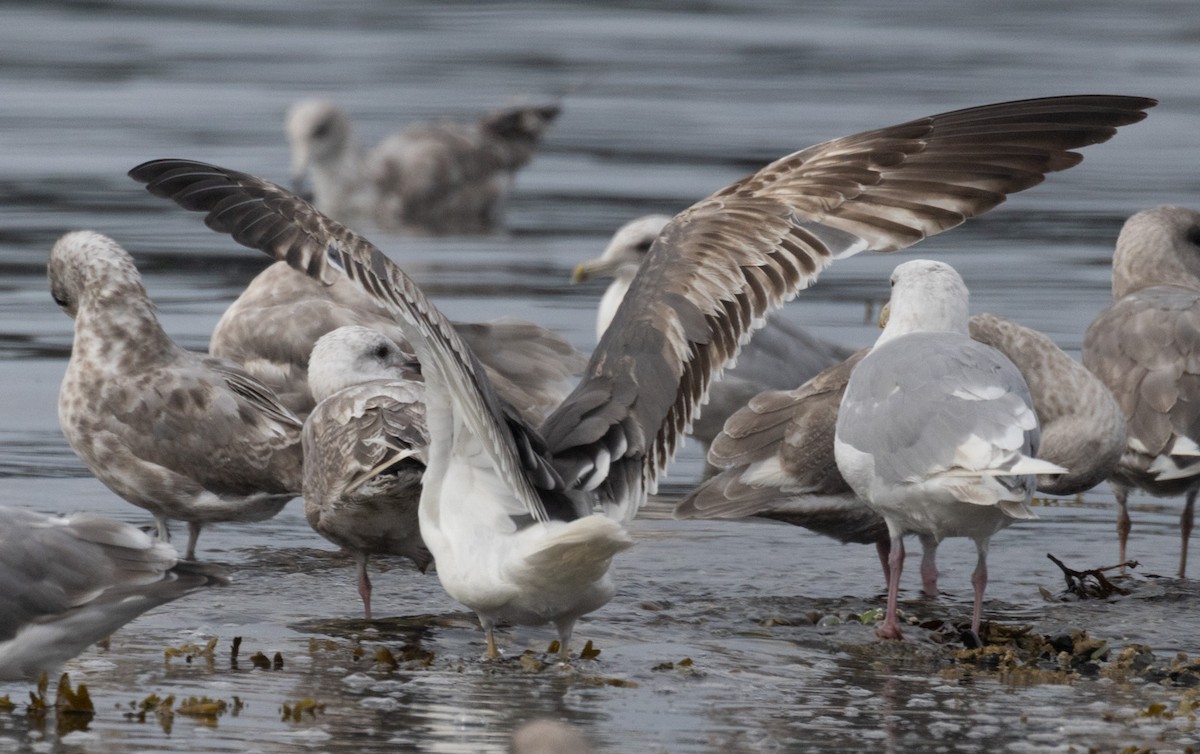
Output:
[{"left": 130, "top": 94, "right": 1152, "bottom": 658}]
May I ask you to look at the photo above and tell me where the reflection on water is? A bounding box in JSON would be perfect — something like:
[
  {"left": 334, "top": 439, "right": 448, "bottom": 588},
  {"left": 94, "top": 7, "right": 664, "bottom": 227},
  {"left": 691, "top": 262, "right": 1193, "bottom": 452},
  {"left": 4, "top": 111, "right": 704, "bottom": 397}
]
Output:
[{"left": 1, "top": 0, "right": 1200, "bottom": 751}]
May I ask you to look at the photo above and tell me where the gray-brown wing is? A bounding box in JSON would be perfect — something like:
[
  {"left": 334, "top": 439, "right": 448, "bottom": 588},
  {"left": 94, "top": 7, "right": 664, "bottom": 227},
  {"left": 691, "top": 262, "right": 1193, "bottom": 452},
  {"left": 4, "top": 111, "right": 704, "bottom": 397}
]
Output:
[
  {"left": 970, "top": 313, "right": 1126, "bottom": 494},
  {"left": 676, "top": 350, "right": 865, "bottom": 518},
  {"left": 538, "top": 95, "right": 1152, "bottom": 521},
  {"left": 101, "top": 352, "right": 303, "bottom": 497},
  {"left": 302, "top": 380, "right": 429, "bottom": 504},
  {"left": 1083, "top": 287, "right": 1200, "bottom": 480}
]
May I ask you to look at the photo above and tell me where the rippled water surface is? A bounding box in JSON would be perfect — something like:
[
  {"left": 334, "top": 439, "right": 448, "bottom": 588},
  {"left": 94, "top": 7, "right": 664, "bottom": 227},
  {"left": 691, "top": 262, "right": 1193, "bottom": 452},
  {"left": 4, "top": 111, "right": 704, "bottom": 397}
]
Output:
[{"left": 2, "top": 1, "right": 1200, "bottom": 751}]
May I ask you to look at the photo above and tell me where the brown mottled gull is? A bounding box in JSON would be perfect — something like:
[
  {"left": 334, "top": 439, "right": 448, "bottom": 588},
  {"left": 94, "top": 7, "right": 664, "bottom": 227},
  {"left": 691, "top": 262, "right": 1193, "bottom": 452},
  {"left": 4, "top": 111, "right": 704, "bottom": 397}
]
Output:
[
  {"left": 1084, "top": 205, "right": 1200, "bottom": 576},
  {"left": 132, "top": 94, "right": 1154, "bottom": 658},
  {"left": 303, "top": 326, "right": 431, "bottom": 621},
  {"left": 210, "top": 260, "right": 584, "bottom": 423},
  {"left": 677, "top": 312, "right": 1125, "bottom": 598},
  {"left": 286, "top": 98, "right": 560, "bottom": 235},
  {"left": 0, "top": 506, "right": 225, "bottom": 681},
  {"left": 835, "top": 261, "right": 1066, "bottom": 640},
  {"left": 571, "top": 213, "right": 855, "bottom": 447},
  {"left": 50, "top": 231, "right": 304, "bottom": 560}
]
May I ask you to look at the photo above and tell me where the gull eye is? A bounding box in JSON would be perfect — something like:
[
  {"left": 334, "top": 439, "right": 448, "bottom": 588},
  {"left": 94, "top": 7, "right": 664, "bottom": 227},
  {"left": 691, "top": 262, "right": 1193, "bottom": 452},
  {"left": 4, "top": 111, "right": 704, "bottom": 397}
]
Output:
[
  {"left": 373, "top": 344, "right": 390, "bottom": 360},
  {"left": 312, "top": 118, "right": 333, "bottom": 140}
]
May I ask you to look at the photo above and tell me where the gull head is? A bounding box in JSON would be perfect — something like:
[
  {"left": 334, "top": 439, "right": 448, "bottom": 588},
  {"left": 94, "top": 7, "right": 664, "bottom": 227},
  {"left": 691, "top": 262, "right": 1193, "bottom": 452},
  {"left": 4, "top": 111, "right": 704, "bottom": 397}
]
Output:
[
  {"left": 571, "top": 214, "right": 671, "bottom": 284},
  {"left": 308, "top": 325, "right": 420, "bottom": 402},
  {"left": 1112, "top": 205, "right": 1200, "bottom": 299},
  {"left": 48, "top": 231, "right": 149, "bottom": 319},
  {"left": 285, "top": 98, "right": 353, "bottom": 191},
  {"left": 877, "top": 259, "right": 970, "bottom": 344}
]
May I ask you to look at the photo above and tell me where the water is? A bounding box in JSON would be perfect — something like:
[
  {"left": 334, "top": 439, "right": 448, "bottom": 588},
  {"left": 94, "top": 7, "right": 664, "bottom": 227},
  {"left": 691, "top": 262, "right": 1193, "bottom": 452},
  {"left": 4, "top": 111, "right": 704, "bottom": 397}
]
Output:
[{"left": 2, "top": 0, "right": 1200, "bottom": 751}]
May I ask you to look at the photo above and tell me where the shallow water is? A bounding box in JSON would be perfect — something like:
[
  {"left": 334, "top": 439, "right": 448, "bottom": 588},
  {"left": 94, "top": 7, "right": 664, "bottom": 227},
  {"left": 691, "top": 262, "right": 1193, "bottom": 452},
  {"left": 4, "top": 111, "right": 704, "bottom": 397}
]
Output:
[{"left": 3, "top": 0, "right": 1200, "bottom": 751}]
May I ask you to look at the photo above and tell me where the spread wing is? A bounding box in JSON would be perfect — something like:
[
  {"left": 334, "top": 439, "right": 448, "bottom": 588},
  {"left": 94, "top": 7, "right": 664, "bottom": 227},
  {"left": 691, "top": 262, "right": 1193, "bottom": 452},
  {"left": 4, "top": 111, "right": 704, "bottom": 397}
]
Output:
[{"left": 537, "top": 95, "right": 1153, "bottom": 521}]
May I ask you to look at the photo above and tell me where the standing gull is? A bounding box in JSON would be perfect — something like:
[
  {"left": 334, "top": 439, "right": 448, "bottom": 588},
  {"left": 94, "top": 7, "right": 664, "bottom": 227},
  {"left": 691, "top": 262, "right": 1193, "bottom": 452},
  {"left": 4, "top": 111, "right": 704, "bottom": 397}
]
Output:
[
  {"left": 572, "top": 214, "right": 855, "bottom": 447},
  {"left": 50, "top": 231, "right": 304, "bottom": 560},
  {"left": 1084, "top": 205, "right": 1200, "bottom": 576},
  {"left": 286, "top": 98, "right": 560, "bottom": 235},
  {"left": 835, "top": 260, "right": 1066, "bottom": 640},
  {"left": 210, "top": 260, "right": 585, "bottom": 421},
  {"left": 676, "top": 313, "right": 1125, "bottom": 596},
  {"left": 0, "top": 506, "right": 224, "bottom": 681},
  {"left": 132, "top": 94, "right": 1153, "bottom": 658},
  {"left": 303, "top": 326, "right": 431, "bottom": 621}
]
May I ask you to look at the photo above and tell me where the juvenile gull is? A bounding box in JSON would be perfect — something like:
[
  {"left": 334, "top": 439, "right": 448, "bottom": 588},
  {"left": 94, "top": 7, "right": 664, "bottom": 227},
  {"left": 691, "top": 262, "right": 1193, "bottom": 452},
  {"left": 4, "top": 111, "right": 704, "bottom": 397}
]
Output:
[
  {"left": 286, "top": 98, "right": 560, "bottom": 235},
  {"left": 132, "top": 94, "right": 1154, "bottom": 658},
  {"left": 50, "top": 231, "right": 304, "bottom": 560},
  {"left": 676, "top": 313, "right": 1125, "bottom": 595},
  {"left": 0, "top": 506, "right": 224, "bottom": 681},
  {"left": 1084, "top": 205, "right": 1200, "bottom": 576},
  {"left": 303, "top": 326, "right": 431, "bottom": 621},
  {"left": 572, "top": 214, "right": 855, "bottom": 447},
  {"left": 211, "top": 260, "right": 584, "bottom": 421},
  {"left": 835, "top": 260, "right": 1066, "bottom": 640}
]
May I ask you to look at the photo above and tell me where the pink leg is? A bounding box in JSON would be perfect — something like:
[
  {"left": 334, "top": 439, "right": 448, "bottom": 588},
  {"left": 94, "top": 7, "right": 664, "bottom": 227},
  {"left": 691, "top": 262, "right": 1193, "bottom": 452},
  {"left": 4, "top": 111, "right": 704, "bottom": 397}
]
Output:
[
  {"left": 1180, "top": 489, "right": 1196, "bottom": 578},
  {"left": 918, "top": 533, "right": 939, "bottom": 597},
  {"left": 970, "top": 538, "right": 990, "bottom": 638},
  {"left": 877, "top": 534, "right": 905, "bottom": 640},
  {"left": 356, "top": 554, "right": 373, "bottom": 622},
  {"left": 185, "top": 522, "right": 202, "bottom": 561},
  {"left": 875, "top": 539, "right": 891, "bottom": 589},
  {"left": 1114, "top": 484, "right": 1131, "bottom": 570}
]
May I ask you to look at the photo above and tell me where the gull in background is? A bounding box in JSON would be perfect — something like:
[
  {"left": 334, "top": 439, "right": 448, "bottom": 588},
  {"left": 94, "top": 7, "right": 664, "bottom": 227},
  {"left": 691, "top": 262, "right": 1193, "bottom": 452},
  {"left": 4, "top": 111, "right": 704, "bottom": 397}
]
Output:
[
  {"left": 286, "top": 98, "right": 560, "bottom": 235},
  {"left": 572, "top": 213, "right": 854, "bottom": 448},
  {"left": 1084, "top": 205, "right": 1200, "bottom": 576},
  {"left": 835, "top": 260, "right": 1067, "bottom": 640},
  {"left": 50, "top": 231, "right": 304, "bottom": 560},
  {"left": 132, "top": 94, "right": 1153, "bottom": 658},
  {"left": 0, "top": 506, "right": 225, "bottom": 681},
  {"left": 303, "top": 326, "right": 431, "bottom": 621}
]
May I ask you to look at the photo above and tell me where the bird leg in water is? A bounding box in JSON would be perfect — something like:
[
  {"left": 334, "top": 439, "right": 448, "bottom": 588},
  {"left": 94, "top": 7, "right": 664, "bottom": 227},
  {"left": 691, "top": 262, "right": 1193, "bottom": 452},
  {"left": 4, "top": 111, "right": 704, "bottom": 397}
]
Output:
[
  {"left": 970, "top": 538, "right": 989, "bottom": 640},
  {"left": 919, "top": 533, "right": 939, "bottom": 596},
  {"left": 1113, "top": 484, "right": 1132, "bottom": 572},
  {"left": 484, "top": 621, "right": 500, "bottom": 660},
  {"left": 186, "top": 522, "right": 203, "bottom": 561},
  {"left": 877, "top": 535, "right": 906, "bottom": 640},
  {"left": 356, "top": 553, "right": 373, "bottom": 622},
  {"left": 1180, "top": 489, "right": 1196, "bottom": 578}
]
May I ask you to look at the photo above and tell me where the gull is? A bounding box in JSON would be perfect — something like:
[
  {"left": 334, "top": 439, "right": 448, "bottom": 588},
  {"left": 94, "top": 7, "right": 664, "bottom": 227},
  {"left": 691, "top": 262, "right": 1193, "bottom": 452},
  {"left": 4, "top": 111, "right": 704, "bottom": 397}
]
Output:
[
  {"left": 571, "top": 214, "right": 855, "bottom": 447},
  {"left": 676, "top": 312, "right": 1125, "bottom": 597},
  {"left": 50, "top": 231, "right": 304, "bottom": 560},
  {"left": 286, "top": 98, "right": 560, "bottom": 235},
  {"left": 131, "top": 94, "right": 1154, "bottom": 657},
  {"left": 1084, "top": 205, "right": 1200, "bottom": 577},
  {"left": 835, "top": 260, "right": 1067, "bottom": 640},
  {"left": 210, "top": 260, "right": 585, "bottom": 421},
  {"left": 303, "top": 326, "right": 431, "bottom": 621},
  {"left": 0, "top": 506, "right": 225, "bottom": 681}
]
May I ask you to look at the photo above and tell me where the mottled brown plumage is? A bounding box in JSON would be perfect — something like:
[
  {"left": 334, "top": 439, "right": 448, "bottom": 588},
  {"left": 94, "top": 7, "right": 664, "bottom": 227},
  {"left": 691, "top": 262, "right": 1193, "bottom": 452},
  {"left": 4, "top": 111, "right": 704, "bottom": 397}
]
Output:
[{"left": 51, "top": 231, "right": 303, "bottom": 560}]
